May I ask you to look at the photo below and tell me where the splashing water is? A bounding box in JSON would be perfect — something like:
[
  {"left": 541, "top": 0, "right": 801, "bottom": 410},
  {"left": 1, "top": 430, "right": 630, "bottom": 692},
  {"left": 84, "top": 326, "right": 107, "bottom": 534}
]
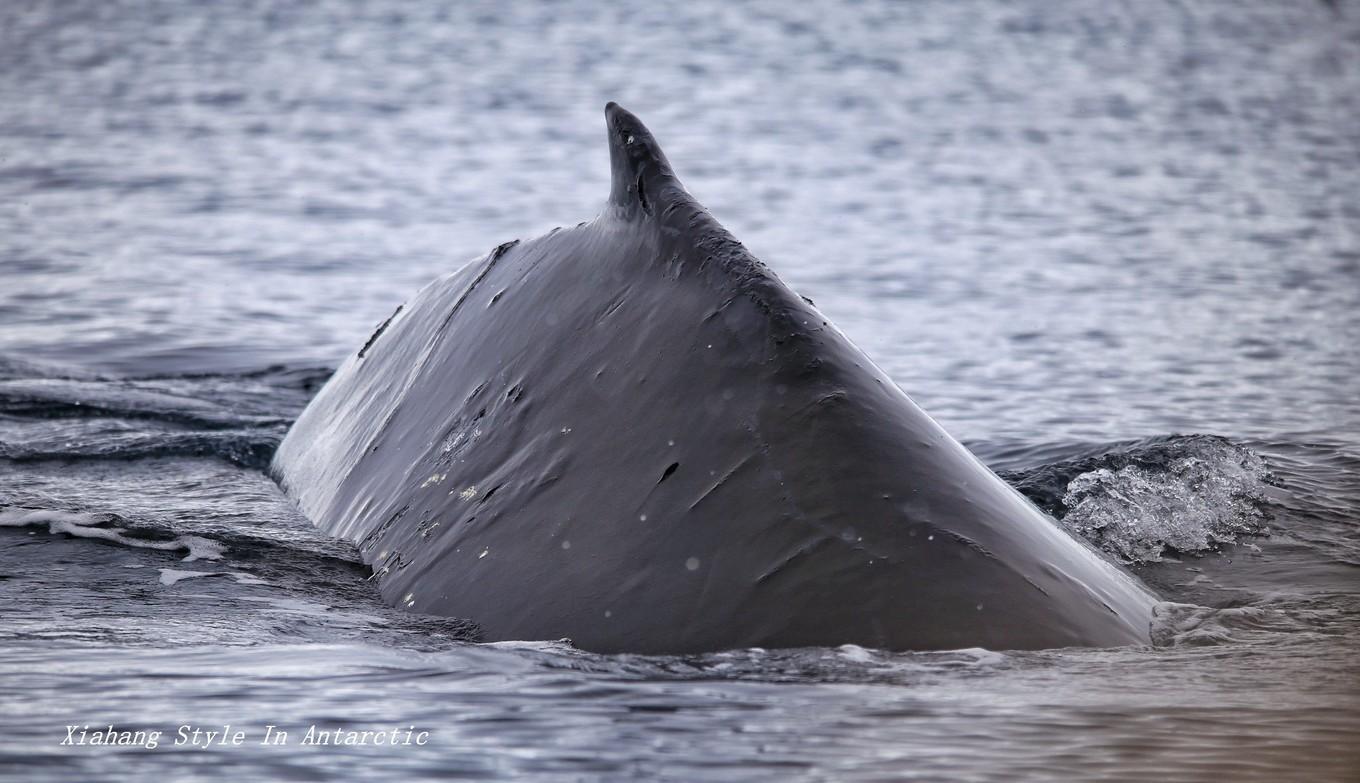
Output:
[{"left": 1058, "top": 439, "right": 1272, "bottom": 563}]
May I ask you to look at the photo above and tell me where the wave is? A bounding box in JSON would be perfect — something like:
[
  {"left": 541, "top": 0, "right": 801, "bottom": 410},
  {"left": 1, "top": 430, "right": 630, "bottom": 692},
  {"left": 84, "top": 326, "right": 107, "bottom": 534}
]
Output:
[
  {"left": 0, "top": 378, "right": 289, "bottom": 428},
  {"left": 1149, "top": 597, "right": 1351, "bottom": 647},
  {"left": 0, "top": 423, "right": 284, "bottom": 470},
  {"left": 0, "top": 363, "right": 329, "bottom": 469}
]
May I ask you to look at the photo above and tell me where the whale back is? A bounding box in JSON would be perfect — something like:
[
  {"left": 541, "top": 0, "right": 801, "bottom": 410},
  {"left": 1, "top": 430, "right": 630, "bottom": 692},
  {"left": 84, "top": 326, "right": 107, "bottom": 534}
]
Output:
[{"left": 272, "top": 105, "right": 1156, "bottom": 654}]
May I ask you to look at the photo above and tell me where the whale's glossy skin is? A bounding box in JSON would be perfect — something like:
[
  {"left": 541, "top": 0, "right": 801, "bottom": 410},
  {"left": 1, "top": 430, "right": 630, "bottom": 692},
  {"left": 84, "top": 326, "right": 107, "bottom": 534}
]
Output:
[{"left": 272, "top": 103, "right": 1158, "bottom": 654}]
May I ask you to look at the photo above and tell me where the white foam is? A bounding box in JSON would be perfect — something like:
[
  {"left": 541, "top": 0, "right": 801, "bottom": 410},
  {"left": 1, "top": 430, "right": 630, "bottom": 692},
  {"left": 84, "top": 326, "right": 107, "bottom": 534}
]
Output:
[
  {"left": 236, "top": 596, "right": 328, "bottom": 613},
  {"left": 836, "top": 644, "right": 876, "bottom": 663},
  {"left": 1059, "top": 442, "right": 1271, "bottom": 563},
  {"left": 159, "top": 568, "right": 216, "bottom": 586},
  {"left": 229, "top": 572, "right": 268, "bottom": 586},
  {"left": 180, "top": 536, "right": 226, "bottom": 562},
  {"left": 157, "top": 568, "right": 268, "bottom": 587},
  {"left": 0, "top": 508, "right": 100, "bottom": 528},
  {"left": 0, "top": 507, "right": 225, "bottom": 561}
]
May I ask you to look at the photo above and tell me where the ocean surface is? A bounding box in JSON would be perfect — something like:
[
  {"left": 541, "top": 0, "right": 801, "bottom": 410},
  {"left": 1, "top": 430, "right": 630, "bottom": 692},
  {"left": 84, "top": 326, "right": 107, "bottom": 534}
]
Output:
[{"left": 2, "top": 1, "right": 1358, "bottom": 780}]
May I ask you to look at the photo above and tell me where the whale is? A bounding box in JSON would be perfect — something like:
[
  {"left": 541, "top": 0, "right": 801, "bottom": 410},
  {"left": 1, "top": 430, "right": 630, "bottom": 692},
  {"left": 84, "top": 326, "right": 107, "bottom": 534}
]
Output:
[{"left": 271, "top": 102, "right": 1158, "bottom": 655}]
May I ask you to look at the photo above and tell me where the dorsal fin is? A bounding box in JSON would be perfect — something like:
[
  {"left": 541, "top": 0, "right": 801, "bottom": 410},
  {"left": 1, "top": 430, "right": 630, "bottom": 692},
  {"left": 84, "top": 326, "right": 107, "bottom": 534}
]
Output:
[{"left": 605, "top": 102, "right": 678, "bottom": 215}]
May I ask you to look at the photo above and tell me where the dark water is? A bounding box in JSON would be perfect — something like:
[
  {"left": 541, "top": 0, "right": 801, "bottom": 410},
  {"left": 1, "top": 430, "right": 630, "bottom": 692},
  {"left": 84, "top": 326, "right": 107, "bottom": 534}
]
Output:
[{"left": 2, "top": 1, "right": 1358, "bottom": 780}]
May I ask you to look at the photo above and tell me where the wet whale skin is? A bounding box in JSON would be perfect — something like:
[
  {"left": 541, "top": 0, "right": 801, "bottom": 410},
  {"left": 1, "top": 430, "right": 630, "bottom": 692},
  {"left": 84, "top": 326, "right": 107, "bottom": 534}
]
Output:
[{"left": 271, "top": 104, "right": 1158, "bottom": 654}]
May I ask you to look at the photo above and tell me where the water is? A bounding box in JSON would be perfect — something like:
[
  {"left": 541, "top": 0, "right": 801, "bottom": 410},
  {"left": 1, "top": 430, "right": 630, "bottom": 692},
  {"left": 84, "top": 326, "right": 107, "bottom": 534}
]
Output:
[{"left": 2, "top": 0, "right": 1358, "bottom": 779}]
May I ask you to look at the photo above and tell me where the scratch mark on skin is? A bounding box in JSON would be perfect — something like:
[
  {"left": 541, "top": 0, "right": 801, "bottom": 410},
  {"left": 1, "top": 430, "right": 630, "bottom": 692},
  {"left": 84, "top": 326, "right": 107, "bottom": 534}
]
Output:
[
  {"left": 756, "top": 536, "right": 833, "bottom": 584},
  {"left": 657, "top": 462, "right": 679, "bottom": 484},
  {"left": 367, "top": 549, "right": 411, "bottom": 581},
  {"left": 416, "top": 511, "right": 442, "bottom": 539},
  {"left": 438, "top": 240, "right": 520, "bottom": 333},
  {"left": 478, "top": 483, "right": 504, "bottom": 505},
  {"left": 358, "top": 305, "right": 403, "bottom": 359},
  {"left": 939, "top": 529, "right": 997, "bottom": 560},
  {"left": 689, "top": 454, "right": 756, "bottom": 511},
  {"left": 600, "top": 291, "right": 629, "bottom": 320},
  {"left": 938, "top": 528, "right": 1051, "bottom": 597},
  {"left": 358, "top": 505, "right": 407, "bottom": 554}
]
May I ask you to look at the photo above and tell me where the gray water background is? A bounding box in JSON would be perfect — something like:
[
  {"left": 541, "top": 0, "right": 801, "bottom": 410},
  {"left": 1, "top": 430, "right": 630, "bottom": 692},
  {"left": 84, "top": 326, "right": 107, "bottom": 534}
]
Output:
[{"left": 1, "top": 1, "right": 1358, "bottom": 780}]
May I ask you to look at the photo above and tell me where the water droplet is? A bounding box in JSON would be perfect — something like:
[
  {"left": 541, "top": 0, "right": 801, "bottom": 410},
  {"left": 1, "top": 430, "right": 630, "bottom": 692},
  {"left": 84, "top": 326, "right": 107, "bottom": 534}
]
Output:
[
  {"left": 685, "top": 557, "right": 700, "bottom": 571},
  {"left": 604, "top": 609, "right": 612, "bottom": 618},
  {"left": 561, "top": 540, "right": 571, "bottom": 550},
  {"left": 639, "top": 514, "right": 647, "bottom": 521}
]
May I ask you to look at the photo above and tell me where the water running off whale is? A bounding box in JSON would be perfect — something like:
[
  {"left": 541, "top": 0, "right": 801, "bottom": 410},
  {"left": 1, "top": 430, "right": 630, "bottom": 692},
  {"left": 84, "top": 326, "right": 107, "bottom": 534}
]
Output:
[{"left": 270, "top": 103, "right": 1159, "bottom": 654}]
